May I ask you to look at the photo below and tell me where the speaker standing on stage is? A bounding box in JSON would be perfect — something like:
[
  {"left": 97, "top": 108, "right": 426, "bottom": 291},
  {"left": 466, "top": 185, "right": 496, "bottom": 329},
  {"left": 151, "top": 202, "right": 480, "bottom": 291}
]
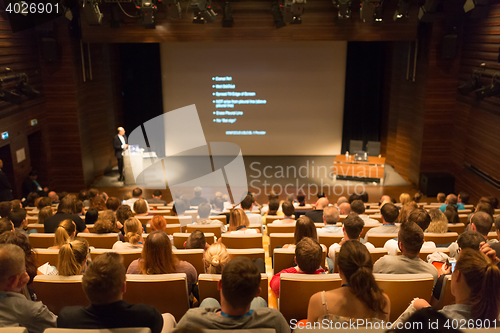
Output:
[{"left": 113, "top": 127, "right": 128, "bottom": 181}]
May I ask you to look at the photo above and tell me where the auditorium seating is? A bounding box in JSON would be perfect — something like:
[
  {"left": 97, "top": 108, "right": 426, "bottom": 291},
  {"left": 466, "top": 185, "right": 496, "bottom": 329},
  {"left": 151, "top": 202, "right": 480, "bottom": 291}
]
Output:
[
  {"left": 123, "top": 273, "right": 189, "bottom": 321},
  {"left": 163, "top": 224, "right": 182, "bottom": 235},
  {"left": 32, "top": 275, "right": 89, "bottom": 314},
  {"left": 317, "top": 234, "right": 343, "bottom": 249},
  {"left": 221, "top": 234, "right": 263, "bottom": 249},
  {"left": 172, "top": 249, "right": 205, "bottom": 275},
  {"left": 34, "top": 248, "right": 59, "bottom": 266},
  {"left": 172, "top": 232, "right": 215, "bottom": 249},
  {"left": 331, "top": 248, "right": 388, "bottom": 274},
  {"left": 186, "top": 224, "right": 222, "bottom": 239},
  {"left": 447, "top": 223, "right": 466, "bottom": 234},
  {"left": 278, "top": 273, "right": 342, "bottom": 322},
  {"left": 44, "top": 329, "right": 152, "bottom": 333},
  {"left": 268, "top": 233, "right": 295, "bottom": 258},
  {"left": 423, "top": 232, "right": 458, "bottom": 245},
  {"left": 273, "top": 247, "right": 327, "bottom": 274},
  {"left": 267, "top": 224, "right": 296, "bottom": 235},
  {"left": 0, "top": 329, "right": 27, "bottom": 333},
  {"left": 91, "top": 249, "right": 142, "bottom": 269},
  {"left": 487, "top": 232, "right": 497, "bottom": 240},
  {"left": 360, "top": 224, "right": 381, "bottom": 238},
  {"left": 365, "top": 234, "right": 398, "bottom": 248},
  {"left": 459, "top": 214, "right": 468, "bottom": 224},
  {"left": 79, "top": 233, "right": 119, "bottom": 249},
  {"left": 183, "top": 210, "right": 199, "bottom": 223},
  {"left": 198, "top": 273, "right": 269, "bottom": 303},
  {"left": 26, "top": 223, "right": 44, "bottom": 233},
  {"left": 227, "top": 248, "right": 266, "bottom": 262},
  {"left": 374, "top": 273, "right": 434, "bottom": 322},
  {"left": 165, "top": 216, "right": 192, "bottom": 226},
  {"left": 209, "top": 215, "right": 227, "bottom": 224},
  {"left": 29, "top": 233, "right": 56, "bottom": 248},
  {"left": 265, "top": 215, "right": 294, "bottom": 224},
  {"left": 435, "top": 275, "right": 454, "bottom": 310}
]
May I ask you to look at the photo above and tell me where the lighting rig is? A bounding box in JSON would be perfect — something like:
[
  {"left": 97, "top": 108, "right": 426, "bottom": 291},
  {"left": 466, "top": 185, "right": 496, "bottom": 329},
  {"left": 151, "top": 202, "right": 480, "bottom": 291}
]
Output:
[
  {"left": 191, "top": 0, "right": 217, "bottom": 23},
  {"left": 332, "top": 0, "right": 351, "bottom": 20},
  {"left": 393, "top": 0, "right": 411, "bottom": 20},
  {"left": 360, "top": 0, "right": 384, "bottom": 23},
  {"left": 0, "top": 70, "right": 41, "bottom": 104}
]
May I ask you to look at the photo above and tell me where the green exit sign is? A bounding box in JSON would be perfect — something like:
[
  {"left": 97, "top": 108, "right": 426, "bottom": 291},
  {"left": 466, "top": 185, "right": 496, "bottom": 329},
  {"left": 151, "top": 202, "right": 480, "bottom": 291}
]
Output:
[{"left": 30, "top": 119, "right": 38, "bottom": 126}]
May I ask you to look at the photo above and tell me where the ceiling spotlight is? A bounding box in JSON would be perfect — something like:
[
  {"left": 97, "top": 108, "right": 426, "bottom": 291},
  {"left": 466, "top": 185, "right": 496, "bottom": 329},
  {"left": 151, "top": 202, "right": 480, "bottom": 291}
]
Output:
[
  {"left": 222, "top": 1, "right": 233, "bottom": 27},
  {"left": 464, "top": 0, "right": 490, "bottom": 19},
  {"left": 18, "top": 77, "right": 41, "bottom": 99},
  {"left": 0, "top": 89, "right": 22, "bottom": 104},
  {"left": 192, "top": 0, "right": 217, "bottom": 23},
  {"left": 393, "top": 0, "right": 411, "bottom": 20},
  {"left": 361, "top": 0, "right": 384, "bottom": 22},
  {"left": 476, "top": 79, "right": 500, "bottom": 100},
  {"left": 283, "top": 0, "right": 306, "bottom": 24},
  {"left": 137, "top": 0, "right": 157, "bottom": 28},
  {"left": 418, "top": 0, "right": 441, "bottom": 22},
  {"left": 271, "top": 1, "right": 286, "bottom": 28},
  {"left": 164, "top": 0, "right": 181, "bottom": 19},
  {"left": 333, "top": 0, "right": 351, "bottom": 19},
  {"left": 82, "top": 0, "right": 103, "bottom": 25}
]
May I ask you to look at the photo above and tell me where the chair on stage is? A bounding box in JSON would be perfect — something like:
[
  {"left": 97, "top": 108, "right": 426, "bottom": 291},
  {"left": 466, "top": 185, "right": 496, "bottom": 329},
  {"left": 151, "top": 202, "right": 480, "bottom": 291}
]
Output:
[
  {"left": 366, "top": 141, "right": 381, "bottom": 157},
  {"left": 349, "top": 140, "right": 364, "bottom": 153}
]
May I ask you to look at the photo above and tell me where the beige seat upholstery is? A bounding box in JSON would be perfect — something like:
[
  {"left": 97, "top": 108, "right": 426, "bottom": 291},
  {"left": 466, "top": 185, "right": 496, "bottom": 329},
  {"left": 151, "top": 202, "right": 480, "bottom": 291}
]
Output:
[
  {"left": 424, "top": 233, "right": 458, "bottom": 245},
  {"left": 221, "top": 234, "right": 263, "bottom": 249},
  {"left": 209, "top": 215, "right": 227, "bottom": 224},
  {"left": 273, "top": 247, "right": 327, "bottom": 274},
  {"left": 318, "top": 234, "right": 343, "bottom": 249},
  {"left": 32, "top": 275, "right": 88, "bottom": 315},
  {"left": 198, "top": 273, "right": 269, "bottom": 303},
  {"left": 374, "top": 273, "right": 435, "bottom": 322},
  {"left": 173, "top": 249, "right": 205, "bottom": 275},
  {"left": 123, "top": 273, "right": 189, "bottom": 321},
  {"left": 165, "top": 216, "right": 192, "bottom": 226},
  {"left": 0, "top": 328, "right": 28, "bottom": 333},
  {"left": 487, "top": 232, "right": 497, "bottom": 240},
  {"left": 34, "top": 248, "right": 59, "bottom": 266},
  {"left": 29, "top": 233, "right": 56, "bottom": 248},
  {"left": 268, "top": 233, "right": 295, "bottom": 258},
  {"left": 164, "top": 224, "right": 182, "bottom": 235},
  {"left": 265, "top": 215, "right": 294, "bottom": 225},
  {"left": 459, "top": 214, "right": 468, "bottom": 224},
  {"left": 184, "top": 210, "right": 199, "bottom": 223},
  {"left": 79, "top": 233, "right": 119, "bottom": 249},
  {"left": 366, "top": 234, "right": 398, "bottom": 248},
  {"left": 26, "top": 223, "right": 45, "bottom": 233},
  {"left": 91, "top": 249, "right": 142, "bottom": 269},
  {"left": 44, "top": 328, "right": 152, "bottom": 333},
  {"left": 278, "top": 273, "right": 342, "bottom": 323},
  {"left": 186, "top": 224, "right": 222, "bottom": 239},
  {"left": 267, "top": 224, "right": 296, "bottom": 235},
  {"left": 227, "top": 248, "right": 265, "bottom": 262},
  {"left": 361, "top": 224, "right": 381, "bottom": 238},
  {"left": 172, "top": 232, "right": 215, "bottom": 249},
  {"left": 447, "top": 223, "right": 465, "bottom": 234},
  {"left": 331, "top": 248, "right": 388, "bottom": 273},
  {"left": 435, "top": 275, "right": 454, "bottom": 310}
]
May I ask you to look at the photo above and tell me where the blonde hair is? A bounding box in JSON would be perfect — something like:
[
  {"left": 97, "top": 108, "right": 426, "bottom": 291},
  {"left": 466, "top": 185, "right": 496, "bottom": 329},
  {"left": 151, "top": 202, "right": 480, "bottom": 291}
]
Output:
[
  {"left": 133, "top": 199, "right": 148, "bottom": 214},
  {"left": 54, "top": 219, "right": 76, "bottom": 248},
  {"left": 150, "top": 215, "right": 166, "bottom": 232},
  {"left": 425, "top": 209, "right": 449, "bottom": 233},
  {"left": 124, "top": 217, "right": 142, "bottom": 244},
  {"left": 204, "top": 243, "right": 229, "bottom": 274},
  {"left": 399, "top": 193, "right": 411, "bottom": 206},
  {"left": 228, "top": 208, "right": 249, "bottom": 232},
  {"left": 38, "top": 206, "right": 54, "bottom": 224},
  {"left": 94, "top": 210, "right": 116, "bottom": 234},
  {"left": 57, "top": 238, "right": 89, "bottom": 276}
]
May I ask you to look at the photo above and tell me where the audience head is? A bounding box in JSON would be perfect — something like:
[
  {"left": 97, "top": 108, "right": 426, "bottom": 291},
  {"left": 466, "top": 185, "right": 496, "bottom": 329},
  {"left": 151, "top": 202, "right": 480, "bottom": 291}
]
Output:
[
  {"left": 58, "top": 196, "right": 76, "bottom": 215},
  {"left": 78, "top": 189, "right": 89, "bottom": 202},
  {"left": 37, "top": 206, "right": 54, "bottom": 225},
  {"left": 399, "top": 193, "right": 411, "bottom": 206},
  {"left": 268, "top": 192, "right": 279, "bottom": 202},
  {"left": 228, "top": 208, "right": 250, "bottom": 232},
  {"left": 475, "top": 202, "right": 494, "bottom": 217},
  {"left": 297, "top": 193, "right": 306, "bottom": 206},
  {"left": 398, "top": 222, "right": 424, "bottom": 257},
  {"left": 28, "top": 169, "right": 37, "bottom": 179},
  {"left": 240, "top": 194, "right": 254, "bottom": 210},
  {"left": 194, "top": 187, "right": 203, "bottom": 198},
  {"left": 204, "top": 242, "right": 229, "bottom": 274},
  {"left": 0, "top": 244, "right": 28, "bottom": 292},
  {"left": 407, "top": 208, "right": 431, "bottom": 232},
  {"left": 94, "top": 210, "right": 116, "bottom": 234},
  {"left": 140, "top": 231, "right": 178, "bottom": 274},
  {"left": 152, "top": 190, "right": 162, "bottom": 198},
  {"left": 458, "top": 191, "right": 469, "bottom": 204},
  {"left": 315, "top": 197, "right": 329, "bottom": 209},
  {"left": 132, "top": 188, "right": 143, "bottom": 198},
  {"left": 470, "top": 211, "right": 493, "bottom": 237},
  {"left": 54, "top": 219, "right": 76, "bottom": 248},
  {"left": 397, "top": 202, "right": 418, "bottom": 223},
  {"left": 294, "top": 216, "right": 317, "bottom": 244},
  {"left": 48, "top": 191, "right": 59, "bottom": 203},
  {"left": 413, "top": 191, "right": 422, "bottom": 203},
  {"left": 37, "top": 197, "right": 52, "bottom": 210},
  {"left": 457, "top": 231, "right": 485, "bottom": 251},
  {"left": 0, "top": 201, "right": 11, "bottom": 218},
  {"left": 9, "top": 208, "right": 26, "bottom": 229},
  {"left": 437, "top": 193, "right": 446, "bottom": 203},
  {"left": 150, "top": 215, "right": 167, "bottom": 232},
  {"left": 446, "top": 194, "right": 458, "bottom": 205},
  {"left": 25, "top": 192, "right": 39, "bottom": 207},
  {"left": 317, "top": 192, "right": 325, "bottom": 199},
  {"left": 348, "top": 194, "right": 362, "bottom": 203},
  {"left": 82, "top": 252, "right": 126, "bottom": 305},
  {"left": 380, "top": 203, "right": 399, "bottom": 223},
  {"left": 338, "top": 202, "right": 351, "bottom": 215},
  {"left": 343, "top": 213, "right": 364, "bottom": 240},
  {"left": 124, "top": 217, "right": 143, "bottom": 245},
  {"left": 172, "top": 199, "right": 188, "bottom": 216},
  {"left": 58, "top": 238, "right": 89, "bottom": 276},
  {"left": 488, "top": 196, "right": 499, "bottom": 209},
  {"left": 85, "top": 209, "right": 99, "bottom": 225},
  {"left": 286, "top": 195, "right": 294, "bottom": 204},
  {"left": 133, "top": 199, "right": 148, "bottom": 215},
  {"left": 359, "top": 191, "right": 369, "bottom": 203},
  {"left": 116, "top": 205, "right": 133, "bottom": 224},
  {"left": 295, "top": 237, "right": 322, "bottom": 273},
  {"left": 0, "top": 217, "right": 13, "bottom": 234},
  {"left": 186, "top": 230, "right": 206, "bottom": 250},
  {"left": 198, "top": 202, "right": 211, "bottom": 219},
  {"left": 281, "top": 201, "right": 295, "bottom": 218},
  {"left": 337, "top": 196, "right": 348, "bottom": 206},
  {"left": 495, "top": 215, "right": 500, "bottom": 236},
  {"left": 88, "top": 188, "right": 99, "bottom": 200},
  {"left": 220, "top": 257, "right": 261, "bottom": 310},
  {"left": 379, "top": 195, "right": 392, "bottom": 206},
  {"left": 213, "top": 196, "right": 224, "bottom": 211},
  {"left": 105, "top": 197, "right": 120, "bottom": 211},
  {"left": 426, "top": 209, "right": 448, "bottom": 233},
  {"left": 267, "top": 199, "right": 280, "bottom": 216},
  {"left": 323, "top": 206, "right": 340, "bottom": 225},
  {"left": 453, "top": 248, "right": 500, "bottom": 321},
  {"left": 0, "top": 231, "right": 36, "bottom": 283},
  {"left": 444, "top": 205, "right": 459, "bottom": 224},
  {"left": 337, "top": 240, "right": 387, "bottom": 315},
  {"left": 349, "top": 200, "right": 365, "bottom": 215},
  {"left": 75, "top": 200, "right": 84, "bottom": 215}
]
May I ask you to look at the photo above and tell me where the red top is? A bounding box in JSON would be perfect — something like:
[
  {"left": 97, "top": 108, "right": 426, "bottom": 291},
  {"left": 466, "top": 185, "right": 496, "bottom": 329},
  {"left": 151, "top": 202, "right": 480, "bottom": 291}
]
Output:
[{"left": 270, "top": 266, "right": 326, "bottom": 298}]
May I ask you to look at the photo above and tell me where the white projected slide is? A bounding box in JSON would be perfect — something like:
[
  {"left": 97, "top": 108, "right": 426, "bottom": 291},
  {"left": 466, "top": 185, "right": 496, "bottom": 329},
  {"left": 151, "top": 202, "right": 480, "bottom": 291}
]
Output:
[{"left": 160, "top": 41, "right": 347, "bottom": 156}]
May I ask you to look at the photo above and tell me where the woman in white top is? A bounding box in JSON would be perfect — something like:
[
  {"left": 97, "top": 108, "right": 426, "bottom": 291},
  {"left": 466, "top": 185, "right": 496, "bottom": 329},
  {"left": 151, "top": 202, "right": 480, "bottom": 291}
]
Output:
[
  {"left": 225, "top": 208, "right": 260, "bottom": 234},
  {"left": 112, "top": 217, "right": 144, "bottom": 249}
]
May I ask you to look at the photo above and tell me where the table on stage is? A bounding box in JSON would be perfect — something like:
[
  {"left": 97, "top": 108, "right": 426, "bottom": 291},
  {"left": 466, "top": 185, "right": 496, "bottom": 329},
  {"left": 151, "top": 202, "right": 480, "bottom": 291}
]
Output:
[{"left": 333, "top": 155, "right": 386, "bottom": 184}]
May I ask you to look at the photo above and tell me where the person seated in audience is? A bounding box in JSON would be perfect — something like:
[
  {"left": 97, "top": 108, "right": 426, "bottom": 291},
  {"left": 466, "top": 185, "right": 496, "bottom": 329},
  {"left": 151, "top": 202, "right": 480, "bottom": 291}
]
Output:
[
  {"left": 150, "top": 215, "right": 167, "bottom": 232},
  {"left": 359, "top": 191, "right": 369, "bottom": 204},
  {"left": 192, "top": 202, "right": 226, "bottom": 233},
  {"left": 83, "top": 188, "right": 98, "bottom": 208},
  {"left": 204, "top": 242, "right": 229, "bottom": 274},
  {"left": 149, "top": 190, "right": 167, "bottom": 206},
  {"left": 413, "top": 191, "right": 423, "bottom": 203},
  {"left": 404, "top": 248, "right": 500, "bottom": 323},
  {"left": 271, "top": 237, "right": 326, "bottom": 297},
  {"left": 328, "top": 213, "right": 374, "bottom": 269},
  {"left": 22, "top": 170, "right": 49, "bottom": 199},
  {"left": 317, "top": 206, "right": 341, "bottom": 234},
  {"left": 348, "top": 194, "right": 362, "bottom": 203},
  {"left": 84, "top": 208, "right": 99, "bottom": 225},
  {"left": 449, "top": 211, "right": 496, "bottom": 258},
  {"left": 373, "top": 222, "right": 438, "bottom": 284},
  {"left": 266, "top": 199, "right": 280, "bottom": 216},
  {"left": 0, "top": 201, "right": 11, "bottom": 218},
  {"left": 283, "top": 216, "right": 317, "bottom": 250},
  {"left": 0, "top": 218, "right": 13, "bottom": 234},
  {"left": 37, "top": 206, "right": 53, "bottom": 225},
  {"left": 48, "top": 191, "right": 59, "bottom": 205},
  {"left": 0, "top": 244, "right": 56, "bottom": 332},
  {"left": 271, "top": 201, "right": 295, "bottom": 225},
  {"left": 50, "top": 238, "right": 89, "bottom": 276},
  {"left": 430, "top": 231, "right": 485, "bottom": 307},
  {"left": 338, "top": 202, "right": 351, "bottom": 215},
  {"left": 89, "top": 196, "right": 106, "bottom": 211},
  {"left": 378, "top": 195, "right": 392, "bottom": 207},
  {"left": 112, "top": 217, "right": 143, "bottom": 250},
  {"left": 9, "top": 208, "right": 29, "bottom": 238},
  {"left": 488, "top": 196, "right": 499, "bottom": 209},
  {"left": 94, "top": 210, "right": 117, "bottom": 234},
  {"left": 444, "top": 204, "right": 459, "bottom": 224},
  {"left": 225, "top": 208, "right": 260, "bottom": 234},
  {"left": 365, "top": 203, "right": 399, "bottom": 243},
  {"left": 116, "top": 204, "right": 133, "bottom": 232},
  {"left": 296, "top": 193, "right": 307, "bottom": 207},
  {"left": 397, "top": 201, "right": 418, "bottom": 223},
  {"left": 51, "top": 219, "right": 76, "bottom": 249},
  {"left": 491, "top": 215, "right": 500, "bottom": 255},
  {"left": 75, "top": 200, "right": 85, "bottom": 216},
  {"left": 467, "top": 201, "right": 494, "bottom": 225},
  {"left": 399, "top": 193, "right": 411, "bottom": 206},
  {"left": 336, "top": 196, "right": 348, "bottom": 207},
  {"left": 124, "top": 187, "right": 149, "bottom": 213},
  {"left": 133, "top": 199, "right": 151, "bottom": 217},
  {"left": 458, "top": 191, "right": 469, "bottom": 205},
  {"left": 185, "top": 230, "right": 208, "bottom": 250},
  {"left": 308, "top": 240, "right": 390, "bottom": 324},
  {"left": 425, "top": 209, "right": 449, "bottom": 233},
  {"left": 211, "top": 196, "right": 225, "bottom": 215},
  {"left": 23, "top": 192, "right": 39, "bottom": 208},
  {"left": 305, "top": 197, "right": 329, "bottom": 223},
  {"left": 105, "top": 197, "right": 120, "bottom": 212},
  {"left": 439, "top": 194, "right": 465, "bottom": 213},
  {"left": 350, "top": 200, "right": 380, "bottom": 226},
  {"left": 36, "top": 196, "right": 52, "bottom": 213},
  {"left": 57, "top": 252, "right": 166, "bottom": 333},
  {"left": 437, "top": 192, "right": 446, "bottom": 203},
  {"left": 172, "top": 198, "right": 189, "bottom": 217},
  {"left": 11, "top": 200, "right": 22, "bottom": 210},
  {"left": 239, "top": 194, "right": 262, "bottom": 225},
  {"left": 190, "top": 186, "right": 208, "bottom": 207},
  {"left": 174, "top": 256, "right": 289, "bottom": 333},
  {"left": 127, "top": 231, "right": 197, "bottom": 297},
  {"left": 44, "top": 196, "right": 88, "bottom": 234}
]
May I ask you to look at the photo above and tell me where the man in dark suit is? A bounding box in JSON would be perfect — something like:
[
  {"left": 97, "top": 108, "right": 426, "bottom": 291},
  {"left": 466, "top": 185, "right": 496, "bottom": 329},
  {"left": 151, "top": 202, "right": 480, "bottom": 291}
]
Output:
[
  {"left": 113, "top": 127, "right": 128, "bottom": 181},
  {"left": 0, "top": 159, "right": 13, "bottom": 201},
  {"left": 22, "top": 170, "right": 48, "bottom": 199},
  {"left": 305, "top": 197, "right": 329, "bottom": 222}
]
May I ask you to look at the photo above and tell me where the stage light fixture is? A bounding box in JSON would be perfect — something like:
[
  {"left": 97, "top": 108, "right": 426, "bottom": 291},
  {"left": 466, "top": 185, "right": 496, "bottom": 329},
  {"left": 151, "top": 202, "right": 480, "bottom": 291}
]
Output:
[
  {"left": 360, "top": 0, "right": 384, "bottom": 22},
  {"left": 222, "top": 1, "right": 233, "bottom": 27},
  {"left": 82, "top": 0, "right": 103, "bottom": 25},
  {"left": 192, "top": 0, "right": 217, "bottom": 24},
  {"left": 458, "top": 64, "right": 485, "bottom": 95},
  {"left": 17, "top": 77, "right": 41, "bottom": 99},
  {"left": 333, "top": 0, "right": 351, "bottom": 19},
  {"left": 164, "top": 0, "right": 181, "bottom": 19},
  {"left": 0, "top": 89, "right": 22, "bottom": 104},
  {"left": 476, "top": 76, "right": 500, "bottom": 100},
  {"left": 464, "top": 0, "right": 490, "bottom": 19},
  {"left": 282, "top": 0, "right": 306, "bottom": 24},
  {"left": 393, "top": 0, "right": 411, "bottom": 20},
  {"left": 418, "top": 0, "right": 441, "bottom": 22},
  {"left": 136, "top": 0, "right": 157, "bottom": 28},
  {"left": 271, "top": 1, "right": 286, "bottom": 28}
]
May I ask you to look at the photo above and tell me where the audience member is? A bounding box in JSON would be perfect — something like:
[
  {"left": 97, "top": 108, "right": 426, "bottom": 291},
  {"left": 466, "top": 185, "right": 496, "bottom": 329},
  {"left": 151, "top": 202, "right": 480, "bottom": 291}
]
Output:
[
  {"left": 439, "top": 194, "right": 465, "bottom": 213},
  {"left": 437, "top": 193, "right": 446, "bottom": 203},
  {"left": 133, "top": 199, "right": 150, "bottom": 216},
  {"left": 397, "top": 201, "right": 418, "bottom": 224},
  {"left": 149, "top": 190, "right": 167, "bottom": 205},
  {"left": 112, "top": 217, "right": 143, "bottom": 250},
  {"left": 172, "top": 198, "right": 189, "bottom": 217},
  {"left": 240, "top": 194, "right": 262, "bottom": 225},
  {"left": 413, "top": 191, "right": 422, "bottom": 203},
  {"left": 54, "top": 238, "right": 89, "bottom": 276},
  {"left": 204, "top": 242, "right": 229, "bottom": 274},
  {"left": 425, "top": 209, "right": 449, "bottom": 233},
  {"left": 185, "top": 230, "right": 207, "bottom": 250},
  {"left": 0, "top": 201, "right": 11, "bottom": 218},
  {"left": 359, "top": 191, "right": 369, "bottom": 203},
  {"left": 211, "top": 196, "right": 224, "bottom": 215},
  {"left": 308, "top": 241, "right": 390, "bottom": 323},
  {"left": 44, "top": 197, "right": 88, "bottom": 233},
  {"left": 94, "top": 210, "right": 116, "bottom": 234},
  {"left": 190, "top": 187, "right": 208, "bottom": 207},
  {"left": 271, "top": 201, "right": 295, "bottom": 225},
  {"left": 174, "top": 256, "right": 289, "bottom": 333},
  {"left": 458, "top": 191, "right": 470, "bottom": 205},
  {"left": 305, "top": 197, "right": 329, "bottom": 223},
  {"left": 338, "top": 202, "right": 351, "bottom": 215},
  {"left": 116, "top": 204, "right": 133, "bottom": 231},
  {"left": 449, "top": 211, "right": 496, "bottom": 258},
  {"left": 227, "top": 208, "right": 259, "bottom": 234},
  {"left": 75, "top": 200, "right": 84, "bottom": 216},
  {"left": 84, "top": 208, "right": 99, "bottom": 225},
  {"left": 124, "top": 187, "right": 149, "bottom": 213},
  {"left": 350, "top": 200, "right": 380, "bottom": 226},
  {"left": 9, "top": 208, "right": 28, "bottom": 238},
  {"left": 491, "top": 215, "right": 500, "bottom": 255},
  {"left": 488, "top": 196, "right": 499, "bottom": 209},
  {"left": 297, "top": 193, "right": 306, "bottom": 207},
  {"left": 348, "top": 194, "right": 362, "bottom": 203},
  {"left": 24, "top": 192, "right": 39, "bottom": 208},
  {"left": 271, "top": 237, "right": 325, "bottom": 297},
  {"left": 36, "top": 197, "right": 52, "bottom": 211},
  {"left": 317, "top": 206, "right": 341, "bottom": 234},
  {"left": 21, "top": 170, "right": 48, "bottom": 199},
  {"left": 399, "top": 193, "right": 411, "bottom": 206},
  {"left": 37, "top": 206, "right": 53, "bottom": 225},
  {"left": 365, "top": 203, "right": 399, "bottom": 242},
  {"left": 0, "top": 244, "right": 56, "bottom": 332},
  {"left": 193, "top": 202, "right": 226, "bottom": 233},
  {"left": 48, "top": 191, "right": 59, "bottom": 205},
  {"left": 283, "top": 216, "right": 317, "bottom": 249},
  {"left": 444, "top": 205, "right": 460, "bottom": 224},
  {"left": 52, "top": 219, "right": 76, "bottom": 249},
  {"left": 379, "top": 195, "right": 392, "bottom": 207},
  {"left": 89, "top": 197, "right": 108, "bottom": 211},
  {"left": 336, "top": 196, "right": 348, "bottom": 207},
  {"left": 373, "top": 222, "right": 438, "bottom": 284},
  {"left": 105, "top": 197, "right": 121, "bottom": 212},
  {"left": 57, "top": 252, "right": 166, "bottom": 333},
  {"left": 150, "top": 215, "right": 167, "bottom": 232},
  {"left": 266, "top": 199, "right": 280, "bottom": 216},
  {"left": 0, "top": 217, "right": 13, "bottom": 234}
]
